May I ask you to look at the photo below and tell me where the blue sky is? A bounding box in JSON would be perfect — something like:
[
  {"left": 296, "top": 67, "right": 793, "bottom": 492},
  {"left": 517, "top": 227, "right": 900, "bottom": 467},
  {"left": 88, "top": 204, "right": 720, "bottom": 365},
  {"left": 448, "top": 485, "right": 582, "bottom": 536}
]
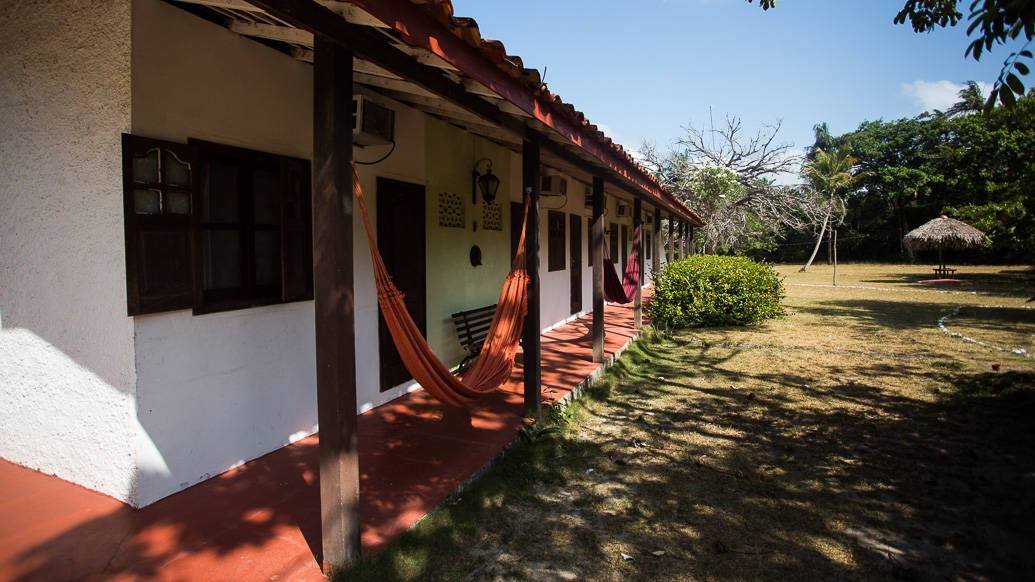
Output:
[{"left": 450, "top": 0, "right": 1013, "bottom": 174}]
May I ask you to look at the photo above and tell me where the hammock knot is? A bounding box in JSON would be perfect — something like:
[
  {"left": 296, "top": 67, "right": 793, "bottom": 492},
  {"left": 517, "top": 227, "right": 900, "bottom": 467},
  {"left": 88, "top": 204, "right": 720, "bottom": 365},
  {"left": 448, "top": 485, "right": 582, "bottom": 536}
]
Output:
[{"left": 378, "top": 287, "right": 405, "bottom": 301}]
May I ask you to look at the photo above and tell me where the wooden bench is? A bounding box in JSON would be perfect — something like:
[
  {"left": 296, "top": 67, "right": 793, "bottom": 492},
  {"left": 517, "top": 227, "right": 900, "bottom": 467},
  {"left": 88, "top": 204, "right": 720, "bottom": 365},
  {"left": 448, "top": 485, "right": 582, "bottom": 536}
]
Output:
[
  {"left": 933, "top": 267, "right": 957, "bottom": 278},
  {"left": 451, "top": 304, "right": 497, "bottom": 372}
]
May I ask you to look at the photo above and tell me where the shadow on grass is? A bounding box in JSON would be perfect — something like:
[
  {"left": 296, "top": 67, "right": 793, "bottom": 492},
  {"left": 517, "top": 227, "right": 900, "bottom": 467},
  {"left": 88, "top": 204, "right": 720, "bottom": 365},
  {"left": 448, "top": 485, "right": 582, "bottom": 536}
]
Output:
[
  {"left": 337, "top": 333, "right": 1035, "bottom": 582},
  {"left": 861, "top": 267, "right": 1034, "bottom": 297},
  {"left": 794, "top": 298, "right": 960, "bottom": 333}
]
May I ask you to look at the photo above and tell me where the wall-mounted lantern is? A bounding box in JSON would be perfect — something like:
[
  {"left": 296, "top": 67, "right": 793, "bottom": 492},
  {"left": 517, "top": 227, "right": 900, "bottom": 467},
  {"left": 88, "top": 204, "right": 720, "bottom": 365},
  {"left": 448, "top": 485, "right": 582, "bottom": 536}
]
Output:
[{"left": 472, "top": 158, "right": 500, "bottom": 205}]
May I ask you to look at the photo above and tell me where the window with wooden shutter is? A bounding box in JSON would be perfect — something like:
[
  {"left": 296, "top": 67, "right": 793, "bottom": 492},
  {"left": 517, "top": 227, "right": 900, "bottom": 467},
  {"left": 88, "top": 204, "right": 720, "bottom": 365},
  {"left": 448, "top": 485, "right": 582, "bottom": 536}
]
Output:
[
  {"left": 122, "top": 134, "right": 197, "bottom": 315},
  {"left": 122, "top": 134, "right": 312, "bottom": 316},
  {"left": 280, "top": 156, "right": 313, "bottom": 303},
  {"left": 547, "top": 210, "right": 565, "bottom": 272},
  {"left": 191, "top": 139, "right": 312, "bottom": 314}
]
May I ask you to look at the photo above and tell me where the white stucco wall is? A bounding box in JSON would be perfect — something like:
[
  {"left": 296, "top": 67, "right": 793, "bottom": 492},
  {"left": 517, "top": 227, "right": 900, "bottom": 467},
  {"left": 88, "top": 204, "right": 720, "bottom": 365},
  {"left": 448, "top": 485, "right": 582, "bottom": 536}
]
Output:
[
  {"left": 353, "top": 93, "right": 426, "bottom": 412},
  {"left": 532, "top": 173, "right": 645, "bottom": 331},
  {"left": 0, "top": 0, "right": 143, "bottom": 503},
  {"left": 0, "top": 0, "right": 674, "bottom": 509},
  {"left": 129, "top": 0, "right": 429, "bottom": 503},
  {"left": 130, "top": 0, "right": 318, "bottom": 505}
]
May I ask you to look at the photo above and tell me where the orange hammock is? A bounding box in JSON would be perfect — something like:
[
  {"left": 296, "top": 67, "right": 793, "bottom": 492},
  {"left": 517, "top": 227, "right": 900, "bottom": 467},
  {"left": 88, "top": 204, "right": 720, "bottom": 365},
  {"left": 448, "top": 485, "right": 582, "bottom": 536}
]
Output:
[
  {"left": 353, "top": 165, "right": 530, "bottom": 407},
  {"left": 602, "top": 225, "right": 642, "bottom": 304}
]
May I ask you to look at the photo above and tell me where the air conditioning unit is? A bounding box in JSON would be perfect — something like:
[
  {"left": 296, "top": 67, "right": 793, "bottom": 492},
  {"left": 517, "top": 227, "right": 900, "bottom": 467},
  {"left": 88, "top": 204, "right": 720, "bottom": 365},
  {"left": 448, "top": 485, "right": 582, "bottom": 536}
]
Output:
[
  {"left": 541, "top": 175, "right": 567, "bottom": 196},
  {"left": 352, "top": 95, "right": 395, "bottom": 146},
  {"left": 583, "top": 186, "right": 606, "bottom": 212}
]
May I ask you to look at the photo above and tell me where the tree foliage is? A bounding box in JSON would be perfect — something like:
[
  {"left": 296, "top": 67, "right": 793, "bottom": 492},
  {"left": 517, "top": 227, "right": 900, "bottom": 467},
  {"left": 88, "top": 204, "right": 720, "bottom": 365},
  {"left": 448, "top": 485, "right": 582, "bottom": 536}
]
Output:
[
  {"left": 799, "top": 148, "right": 866, "bottom": 272},
  {"left": 642, "top": 117, "right": 823, "bottom": 255},
  {"left": 797, "top": 90, "right": 1035, "bottom": 264},
  {"left": 946, "top": 80, "right": 987, "bottom": 116}
]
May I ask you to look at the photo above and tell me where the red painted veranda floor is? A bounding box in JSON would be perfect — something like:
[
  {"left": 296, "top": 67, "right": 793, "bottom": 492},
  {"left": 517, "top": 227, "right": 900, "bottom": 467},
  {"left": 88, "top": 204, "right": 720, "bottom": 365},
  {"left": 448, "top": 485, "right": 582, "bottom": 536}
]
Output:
[{"left": 0, "top": 299, "right": 645, "bottom": 582}]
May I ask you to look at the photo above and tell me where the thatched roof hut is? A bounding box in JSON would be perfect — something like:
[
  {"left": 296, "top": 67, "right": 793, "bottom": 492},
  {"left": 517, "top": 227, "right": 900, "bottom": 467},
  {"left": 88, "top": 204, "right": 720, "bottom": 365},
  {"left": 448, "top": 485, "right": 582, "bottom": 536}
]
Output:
[
  {"left": 903, "top": 215, "right": 987, "bottom": 252},
  {"left": 903, "top": 215, "right": 988, "bottom": 271}
]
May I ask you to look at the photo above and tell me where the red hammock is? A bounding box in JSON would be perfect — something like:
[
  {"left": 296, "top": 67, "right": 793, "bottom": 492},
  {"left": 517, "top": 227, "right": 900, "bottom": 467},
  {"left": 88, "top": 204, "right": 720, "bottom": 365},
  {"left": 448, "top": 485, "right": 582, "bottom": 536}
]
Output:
[
  {"left": 353, "top": 165, "right": 530, "bottom": 407},
  {"left": 603, "top": 225, "right": 642, "bottom": 304}
]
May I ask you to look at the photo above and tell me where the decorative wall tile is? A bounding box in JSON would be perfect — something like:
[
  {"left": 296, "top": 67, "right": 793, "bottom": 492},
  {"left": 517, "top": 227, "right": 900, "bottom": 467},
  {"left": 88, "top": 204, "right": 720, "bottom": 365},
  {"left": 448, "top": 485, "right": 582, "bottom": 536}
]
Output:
[
  {"left": 482, "top": 202, "right": 502, "bottom": 231},
  {"left": 438, "top": 192, "right": 465, "bottom": 228}
]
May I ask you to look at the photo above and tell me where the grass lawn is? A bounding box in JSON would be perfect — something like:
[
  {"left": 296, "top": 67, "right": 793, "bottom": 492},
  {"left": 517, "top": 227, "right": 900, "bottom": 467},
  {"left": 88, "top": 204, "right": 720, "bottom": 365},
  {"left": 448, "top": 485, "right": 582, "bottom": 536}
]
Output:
[{"left": 340, "top": 263, "right": 1035, "bottom": 581}]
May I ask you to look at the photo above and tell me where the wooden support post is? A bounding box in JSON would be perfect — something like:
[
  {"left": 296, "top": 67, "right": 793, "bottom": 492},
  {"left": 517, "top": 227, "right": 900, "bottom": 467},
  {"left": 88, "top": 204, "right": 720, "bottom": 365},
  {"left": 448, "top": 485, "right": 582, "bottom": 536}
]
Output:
[
  {"left": 653, "top": 208, "right": 662, "bottom": 274},
  {"left": 591, "top": 177, "right": 605, "bottom": 363},
  {"left": 680, "top": 221, "right": 687, "bottom": 259},
  {"left": 312, "top": 36, "right": 361, "bottom": 571},
  {"left": 633, "top": 198, "right": 642, "bottom": 328},
  {"left": 674, "top": 221, "right": 680, "bottom": 260},
  {"left": 522, "top": 139, "right": 542, "bottom": 416},
  {"left": 666, "top": 215, "right": 674, "bottom": 264},
  {"left": 688, "top": 225, "right": 695, "bottom": 256}
]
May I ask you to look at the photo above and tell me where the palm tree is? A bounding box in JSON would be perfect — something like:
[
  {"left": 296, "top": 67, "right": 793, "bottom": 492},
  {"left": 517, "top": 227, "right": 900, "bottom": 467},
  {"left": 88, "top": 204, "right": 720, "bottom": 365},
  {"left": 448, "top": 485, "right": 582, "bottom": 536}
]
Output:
[
  {"left": 799, "top": 148, "right": 865, "bottom": 272},
  {"left": 946, "top": 81, "right": 985, "bottom": 117}
]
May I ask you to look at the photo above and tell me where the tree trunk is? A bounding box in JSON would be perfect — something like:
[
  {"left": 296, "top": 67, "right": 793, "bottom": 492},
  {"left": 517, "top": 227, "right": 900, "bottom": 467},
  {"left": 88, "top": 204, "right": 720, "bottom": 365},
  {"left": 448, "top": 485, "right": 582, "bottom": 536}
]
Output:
[
  {"left": 800, "top": 211, "right": 830, "bottom": 272},
  {"left": 832, "top": 228, "right": 838, "bottom": 286},
  {"left": 826, "top": 230, "right": 833, "bottom": 265},
  {"left": 895, "top": 194, "right": 911, "bottom": 258}
]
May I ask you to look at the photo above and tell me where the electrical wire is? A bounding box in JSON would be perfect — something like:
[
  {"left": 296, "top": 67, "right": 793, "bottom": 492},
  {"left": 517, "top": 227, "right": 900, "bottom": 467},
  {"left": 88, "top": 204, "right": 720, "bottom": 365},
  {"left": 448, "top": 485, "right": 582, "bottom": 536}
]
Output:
[{"left": 356, "top": 140, "right": 395, "bottom": 165}]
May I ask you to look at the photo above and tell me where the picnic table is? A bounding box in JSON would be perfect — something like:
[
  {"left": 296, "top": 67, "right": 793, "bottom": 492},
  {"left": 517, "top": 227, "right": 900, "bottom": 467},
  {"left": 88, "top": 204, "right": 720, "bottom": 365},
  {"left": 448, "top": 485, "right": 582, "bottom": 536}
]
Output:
[{"left": 933, "top": 267, "right": 957, "bottom": 278}]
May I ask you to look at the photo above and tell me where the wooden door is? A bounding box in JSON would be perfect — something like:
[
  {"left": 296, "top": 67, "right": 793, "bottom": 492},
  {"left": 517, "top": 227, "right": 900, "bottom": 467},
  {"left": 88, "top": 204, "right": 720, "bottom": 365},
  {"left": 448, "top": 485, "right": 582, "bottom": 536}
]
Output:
[
  {"left": 569, "top": 213, "right": 582, "bottom": 314},
  {"left": 604, "top": 222, "right": 612, "bottom": 264},
  {"left": 377, "top": 177, "right": 426, "bottom": 391},
  {"left": 621, "top": 224, "right": 629, "bottom": 273}
]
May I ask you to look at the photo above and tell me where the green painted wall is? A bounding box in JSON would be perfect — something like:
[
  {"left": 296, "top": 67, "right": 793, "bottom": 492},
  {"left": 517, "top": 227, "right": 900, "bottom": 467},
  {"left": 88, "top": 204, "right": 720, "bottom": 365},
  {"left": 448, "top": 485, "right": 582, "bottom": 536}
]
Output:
[{"left": 423, "top": 116, "right": 512, "bottom": 367}]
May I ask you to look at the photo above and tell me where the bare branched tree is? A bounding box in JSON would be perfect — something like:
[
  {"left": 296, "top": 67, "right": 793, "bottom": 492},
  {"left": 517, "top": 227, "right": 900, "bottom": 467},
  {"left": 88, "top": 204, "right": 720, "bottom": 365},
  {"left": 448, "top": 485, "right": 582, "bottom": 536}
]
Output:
[
  {"left": 642, "top": 116, "right": 824, "bottom": 254},
  {"left": 676, "top": 117, "right": 803, "bottom": 186}
]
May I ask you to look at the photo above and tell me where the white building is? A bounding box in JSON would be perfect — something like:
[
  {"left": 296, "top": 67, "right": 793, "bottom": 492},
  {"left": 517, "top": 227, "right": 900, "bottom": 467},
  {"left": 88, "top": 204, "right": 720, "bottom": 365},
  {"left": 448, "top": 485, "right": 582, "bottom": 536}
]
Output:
[{"left": 0, "top": 0, "right": 701, "bottom": 564}]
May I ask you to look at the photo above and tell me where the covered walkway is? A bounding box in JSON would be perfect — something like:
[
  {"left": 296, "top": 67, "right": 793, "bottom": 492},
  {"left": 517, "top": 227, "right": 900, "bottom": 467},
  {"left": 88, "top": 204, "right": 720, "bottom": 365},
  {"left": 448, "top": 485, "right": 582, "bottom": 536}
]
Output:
[{"left": 0, "top": 299, "right": 644, "bottom": 582}]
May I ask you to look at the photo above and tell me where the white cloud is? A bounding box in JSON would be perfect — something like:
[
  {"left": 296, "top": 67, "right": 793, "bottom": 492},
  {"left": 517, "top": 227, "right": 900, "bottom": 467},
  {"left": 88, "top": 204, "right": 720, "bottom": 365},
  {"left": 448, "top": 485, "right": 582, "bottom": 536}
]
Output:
[
  {"left": 900, "top": 80, "right": 994, "bottom": 113},
  {"left": 595, "top": 123, "right": 647, "bottom": 162}
]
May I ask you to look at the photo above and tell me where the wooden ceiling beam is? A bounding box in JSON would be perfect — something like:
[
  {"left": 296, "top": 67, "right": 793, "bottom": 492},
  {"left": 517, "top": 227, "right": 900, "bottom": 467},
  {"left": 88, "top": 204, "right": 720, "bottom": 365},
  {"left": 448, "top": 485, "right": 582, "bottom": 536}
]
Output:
[
  {"left": 228, "top": 20, "right": 312, "bottom": 44},
  {"left": 242, "top": 0, "right": 698, "bottom": 221},
  {"left": 353, "top": 72, "right": 437, "bottom": 98},
  {"left": 317, "top": 1, "right": 390, "bottom": 28},
  {"left": 177, "top": 0, "right": 390, "bottom": 28},
  {"left": 176, "top": 0, "right": 258, "bottom": 10}
]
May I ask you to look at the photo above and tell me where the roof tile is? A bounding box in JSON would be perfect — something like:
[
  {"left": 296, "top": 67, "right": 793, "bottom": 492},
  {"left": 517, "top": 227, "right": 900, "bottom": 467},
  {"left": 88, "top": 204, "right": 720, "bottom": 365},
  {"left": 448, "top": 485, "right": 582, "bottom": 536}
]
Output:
[{"left": 400, "top": 0, "right": 699, "bottom": 220}]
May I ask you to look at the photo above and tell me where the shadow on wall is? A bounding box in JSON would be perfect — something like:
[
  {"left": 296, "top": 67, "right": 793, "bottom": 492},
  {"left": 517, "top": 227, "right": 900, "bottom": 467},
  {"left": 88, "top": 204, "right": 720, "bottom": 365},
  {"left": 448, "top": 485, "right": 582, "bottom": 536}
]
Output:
[
  {"left": 0, "top": 327, "right": 143, "bottom": 503},
  {"left": 0, "top": 287, "right": 136, "bottom": 396}
]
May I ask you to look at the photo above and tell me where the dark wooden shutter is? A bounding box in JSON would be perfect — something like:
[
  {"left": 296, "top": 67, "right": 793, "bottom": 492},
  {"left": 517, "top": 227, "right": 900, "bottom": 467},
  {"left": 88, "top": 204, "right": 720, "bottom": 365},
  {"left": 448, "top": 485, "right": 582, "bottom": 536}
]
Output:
[
  {"left": 609, "top": 223, "right": 619, "bottom": 264},
  {"left": 547, "top": 210, "right": 565, "bottom": 272},
  {"left": 586, "top": 216, "right": 592, "bottom": 267},
  {"left": 621, "top": 224, "right": 629, "bottom": 271},
  {"left": 122, "top": 134, "right": 197, "bottom": 315},
  {"left": 280, "top": 156, "right": 313, "bottom": 302}
]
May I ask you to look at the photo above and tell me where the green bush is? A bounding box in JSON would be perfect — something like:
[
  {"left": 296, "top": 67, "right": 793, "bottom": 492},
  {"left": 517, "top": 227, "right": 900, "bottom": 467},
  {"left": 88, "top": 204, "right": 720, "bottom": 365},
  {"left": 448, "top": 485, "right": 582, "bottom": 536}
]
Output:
[{"left": 646, "top": 255, "right": 784, "bottom": 328}]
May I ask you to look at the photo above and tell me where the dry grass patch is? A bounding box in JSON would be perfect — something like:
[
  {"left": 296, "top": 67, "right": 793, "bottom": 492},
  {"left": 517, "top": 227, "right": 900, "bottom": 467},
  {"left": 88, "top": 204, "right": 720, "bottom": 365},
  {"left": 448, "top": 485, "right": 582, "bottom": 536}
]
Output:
[{"left": 340, "top": 264, "right": 1035, "bottom": 582}]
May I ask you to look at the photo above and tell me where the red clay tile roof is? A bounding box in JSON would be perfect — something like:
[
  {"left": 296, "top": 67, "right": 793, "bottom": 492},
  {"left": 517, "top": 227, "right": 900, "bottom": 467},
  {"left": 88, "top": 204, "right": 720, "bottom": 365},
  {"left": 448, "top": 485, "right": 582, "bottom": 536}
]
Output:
[{"left": 398, "top": 0, "right": 703, "bottom": 224}]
